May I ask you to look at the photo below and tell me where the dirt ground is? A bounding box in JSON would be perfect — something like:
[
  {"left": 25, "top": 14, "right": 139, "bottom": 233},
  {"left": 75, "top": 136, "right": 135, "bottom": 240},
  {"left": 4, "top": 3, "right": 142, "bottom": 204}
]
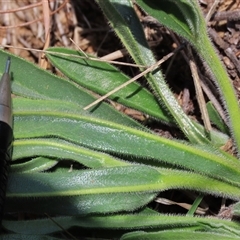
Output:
[{"left": 0, "top": 0, "right": 240, "bottom": 219}]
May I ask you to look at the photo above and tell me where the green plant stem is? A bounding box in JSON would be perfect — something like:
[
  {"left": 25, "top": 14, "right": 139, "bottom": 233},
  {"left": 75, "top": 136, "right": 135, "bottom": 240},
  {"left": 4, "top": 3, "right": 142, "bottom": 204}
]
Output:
[
  {"left": 197, "top": 34, "right": 240, "bottom": 155},
  {"left": 96, "top": 0, "right": 209, "bottom": 144}
]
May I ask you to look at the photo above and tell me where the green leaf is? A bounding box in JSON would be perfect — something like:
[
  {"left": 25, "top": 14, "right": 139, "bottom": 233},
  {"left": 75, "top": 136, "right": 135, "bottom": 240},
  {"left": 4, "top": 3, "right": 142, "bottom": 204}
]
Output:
[
  {"left": 12, "top": 138, "right": 129, "bottom": 170},
  {"left": 0, "top": 50, "right": 144, "bottom": 129},
  {"left": 96, "top": 0, "right": 208, "bottom": 144},
  {"left": 11, "top": 157, "right": 58, "bottom": 173},
  {"left": 7, "top": 166, "right": 160, "bottom": 198},
  {"left": 6, "top": 165, "right": 159, "bottom": 215},
  {"left": 6, "top": 192, "right": 156, "bottom": 216},
  {"left": 135, "top": 0, "right": 200, "bottom": 43},
  {"left": 206, "top": 102, "right": 229, "bottom": 134},
  {"left": 13, "top": 98, "right": 240, "bottom": 188},
  {"left": 121, "top": 230, "right": 240, "bottom": 240},
  {"left": 135, "top": 0, "right": 240, "bottom": 154},
  {"left": 186, "top": 194, "right": 204, "bottom": 216},
  {"left": 46, "top": 47, "right": 172, "bottom": 124},
  {"left": 6, "top": 165, "right": 240, "bottom": 218},
  {"left": 4, "top": 212, "right": 240, "bottom": 236},
  {"left": 45, "top": 47, "right": 229, "bottom": 147}
]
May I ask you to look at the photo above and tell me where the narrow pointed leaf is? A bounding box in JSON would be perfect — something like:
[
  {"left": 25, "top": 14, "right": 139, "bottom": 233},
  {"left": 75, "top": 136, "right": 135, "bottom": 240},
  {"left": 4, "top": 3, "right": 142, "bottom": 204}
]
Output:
[
  {"left": 206, "top": 102, "right": 229, "bottom": 134},
  {"left": 6, "top": 192, "right": 156, "bottom": 216},
  {"left": 12, "top": 138, "right": 129, "bottom": 169},
  {"left": 11, "top": 157, "right": 58, "bottom": 173},
  {"left": 46, "top": 47, "right": 172, "bottom": 124},
  {"left": 135, "top": 0, "right": 200, "bottom": 43}
]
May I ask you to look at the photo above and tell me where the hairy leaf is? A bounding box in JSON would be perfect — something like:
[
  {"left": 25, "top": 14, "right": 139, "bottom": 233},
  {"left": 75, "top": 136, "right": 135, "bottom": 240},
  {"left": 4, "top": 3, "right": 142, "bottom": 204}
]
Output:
[
  {"left": 46, "top": 47, "right": 172, "bottom": 124},
  {"left": 96, "top": 0, "right": 209, "bottom": 144},
  {"left": 13, "top": 98, "right": 240, "bottom": 187},
  {"left": 135, "top": 0, "right": 240, "bottom": 154}
]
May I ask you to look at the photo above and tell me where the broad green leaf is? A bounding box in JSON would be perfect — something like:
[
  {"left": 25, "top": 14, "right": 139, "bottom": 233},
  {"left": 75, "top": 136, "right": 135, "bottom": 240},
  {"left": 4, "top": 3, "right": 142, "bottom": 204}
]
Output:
[
  {"left": 7, "top": 166, "right": 159, "bottom": 197},
  {"left": 135, "top": 0, "right": 240, "bottom": 154},
  {"left": 4, "top": 212, "right": 240, "bottom": 236},
  {"left": 0, "top": 50, "right": 144, "bottom": 129},
  {"left": 46, "top": 47, "right": 172, "bottom": 124},
  {"left": 96, "top": 0, "right": 208, "bottom": 144},
  {"left": 6, "top": 164, "right": 240, "bottom": 217},
  {"left": 45, "top": 47, "right": 229, "bottom": 147},
  {"left": 121, "top": 230, "right": 240, "bottom": 240},
  {"left": 6, "top": 192, "right": 156, "bottom": 216},
  {"left": 6, "top": 165, "right": 159, "bottom": 215},
  {"left": 13, "top": 98, "right": 240, "bottom": 188}
]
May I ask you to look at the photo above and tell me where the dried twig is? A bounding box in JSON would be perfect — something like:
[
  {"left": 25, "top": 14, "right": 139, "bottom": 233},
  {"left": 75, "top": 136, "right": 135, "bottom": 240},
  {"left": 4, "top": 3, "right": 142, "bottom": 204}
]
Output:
[
  {"left": 0, "top": 0, "right": 68, "bottom": 29},
  {"left": 205, "top": 0, "right": 221, "bottom": 23},
  {"left": 187, "top": 45, "right": 212, "bottom": 133}
]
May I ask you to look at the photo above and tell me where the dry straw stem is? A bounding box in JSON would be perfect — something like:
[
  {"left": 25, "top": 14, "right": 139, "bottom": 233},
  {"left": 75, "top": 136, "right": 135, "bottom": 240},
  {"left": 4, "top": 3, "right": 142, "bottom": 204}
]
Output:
[
  {"left": 0, "top": 0, "right": 69, "bottom": 66},
  {"left": 1, "top": 44, "right": 147, "bottom": 69},
  {"left": 155, "top": 197, "right": 208, "bottom": 215},
  {"left": 40, "top": 0, "right": 51, "bottom": 68},
  {"left": 0, "top": 44, "right": 188, "bottom": 119},
  {"left": 187, "top": 44, "right": 212, "bottom": 134},
  {"left": 0, "top": 0, "right": 68, "bottom": 29},
  {"left": 205, "top": 0, "right": 222, "bottom": 23}
]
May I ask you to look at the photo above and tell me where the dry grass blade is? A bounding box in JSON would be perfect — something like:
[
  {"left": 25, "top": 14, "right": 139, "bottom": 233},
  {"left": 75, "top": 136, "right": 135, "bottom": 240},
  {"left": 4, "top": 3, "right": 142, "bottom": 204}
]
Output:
[
  {"left": 40, "top": 0, "right": 51, "bottom": 68},
  {"left": 0, "top": 44, "right": 147, "bottom": 68},
  {"left": 155, "top": 197, "right": 208, "bottom": 215},
  {"left": 187, "top": 44, "right": 212, "bottom": 134},
  {"left": 205, "top": 0, "right": 222, "bottom": 23}
]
